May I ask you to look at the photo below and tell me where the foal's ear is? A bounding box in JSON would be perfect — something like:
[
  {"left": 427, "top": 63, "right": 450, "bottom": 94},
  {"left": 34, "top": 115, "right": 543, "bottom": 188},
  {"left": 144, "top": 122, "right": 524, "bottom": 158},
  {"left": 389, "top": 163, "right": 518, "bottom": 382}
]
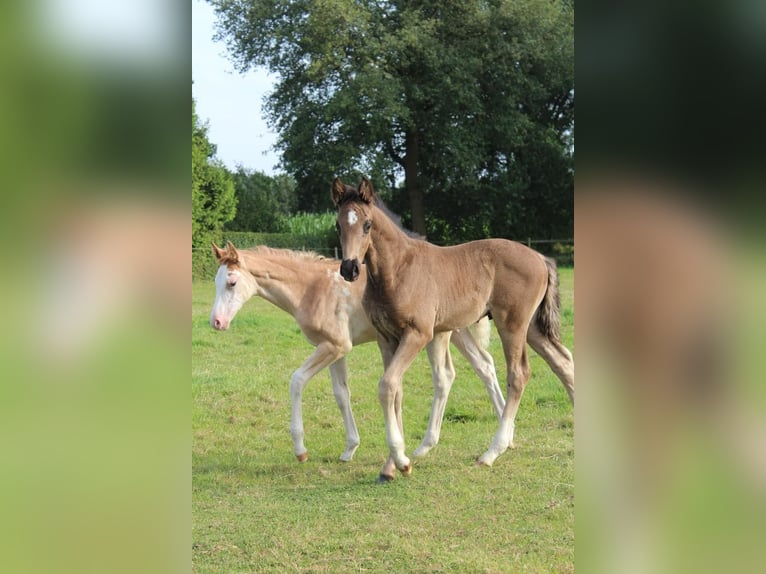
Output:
[
  {"left": 224, "top": 240, "right": 239, "bottom": 263},
  {"left": 331, "top": 177, "right": 345, "bottom": 206},
  {"left": 212, "top": 243, "right": 225, "bottom": 262},
  {"left": 358, "top": 177, "right": 375, "bottom": 204}
]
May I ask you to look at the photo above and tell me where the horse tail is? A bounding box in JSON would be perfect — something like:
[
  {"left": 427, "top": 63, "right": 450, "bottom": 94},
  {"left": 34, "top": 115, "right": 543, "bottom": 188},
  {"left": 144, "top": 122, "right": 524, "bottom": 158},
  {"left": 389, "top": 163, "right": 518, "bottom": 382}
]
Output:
[
  {"left": 473, "top": 315, "right": 492, "bottom": 350},
  {"left": 536, "top": 257, "right": 562, "bottom": 342}
]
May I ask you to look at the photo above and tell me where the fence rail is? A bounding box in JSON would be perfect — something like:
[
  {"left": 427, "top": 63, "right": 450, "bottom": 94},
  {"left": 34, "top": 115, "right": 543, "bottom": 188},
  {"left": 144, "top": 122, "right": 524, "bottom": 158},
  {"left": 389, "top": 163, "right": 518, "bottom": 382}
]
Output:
[
  {"left": 192, "top": 238, "right": 573, "bottom": 253},
  {"left": 193, "top": 238, "right": 573, "bottom": 279}
]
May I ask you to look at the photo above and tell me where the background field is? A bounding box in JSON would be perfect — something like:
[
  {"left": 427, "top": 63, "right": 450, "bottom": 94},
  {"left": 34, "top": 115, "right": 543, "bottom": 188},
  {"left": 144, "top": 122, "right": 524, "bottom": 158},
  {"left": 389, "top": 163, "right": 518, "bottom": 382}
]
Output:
[{"left": 192, "top": 268, "right": 574, "bottom": 573}]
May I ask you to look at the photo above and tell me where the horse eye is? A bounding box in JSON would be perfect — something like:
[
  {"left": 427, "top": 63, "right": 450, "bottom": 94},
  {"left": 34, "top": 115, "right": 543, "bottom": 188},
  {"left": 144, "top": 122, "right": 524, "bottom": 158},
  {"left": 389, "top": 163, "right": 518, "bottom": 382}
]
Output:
[{"left": 363, "top": 220, "right": 372, "bottom": 233}]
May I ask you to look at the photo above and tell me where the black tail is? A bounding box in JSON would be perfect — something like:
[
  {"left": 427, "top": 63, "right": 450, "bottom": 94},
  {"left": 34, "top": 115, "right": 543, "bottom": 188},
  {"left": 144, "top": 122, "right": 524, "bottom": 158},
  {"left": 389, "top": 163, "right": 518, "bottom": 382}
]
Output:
[{"left": 536, "top": 257, "right": 562, "bottom": 342}]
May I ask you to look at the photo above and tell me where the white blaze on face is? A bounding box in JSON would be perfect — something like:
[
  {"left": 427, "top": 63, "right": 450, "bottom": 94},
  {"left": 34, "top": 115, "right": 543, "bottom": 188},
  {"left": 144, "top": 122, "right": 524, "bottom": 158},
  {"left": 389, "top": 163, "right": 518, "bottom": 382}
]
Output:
[
  {"left": 347, "top": 209, "right": 358, "bottom": 226},
  {"left": 211, "top": 265, "right": 243, "bottom": 330}
]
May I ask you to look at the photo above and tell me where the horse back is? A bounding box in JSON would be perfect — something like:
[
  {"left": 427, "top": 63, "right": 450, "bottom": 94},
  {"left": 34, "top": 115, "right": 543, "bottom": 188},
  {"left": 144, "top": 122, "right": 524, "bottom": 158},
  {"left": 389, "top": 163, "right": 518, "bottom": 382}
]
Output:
[{"left": 428, "top": 238, "right": 549, "bottom": 330}]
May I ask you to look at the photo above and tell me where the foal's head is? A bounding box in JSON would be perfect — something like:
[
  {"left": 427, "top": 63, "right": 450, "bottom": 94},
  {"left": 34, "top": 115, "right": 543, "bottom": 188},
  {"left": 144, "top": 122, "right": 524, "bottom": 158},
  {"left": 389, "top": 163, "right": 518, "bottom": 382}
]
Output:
[
  {"left": 331, "top": 177, "right": 377, "bottom": 282},
  {"left": 210, "top": 241, "right": 255, "bottom": 330}
]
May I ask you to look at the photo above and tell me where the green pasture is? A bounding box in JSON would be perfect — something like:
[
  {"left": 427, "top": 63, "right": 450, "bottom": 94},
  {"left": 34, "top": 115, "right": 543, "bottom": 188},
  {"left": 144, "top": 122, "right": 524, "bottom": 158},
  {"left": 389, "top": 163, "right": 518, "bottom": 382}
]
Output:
[{"left": 192, "top": 268, "right": 574, "bottom": 573}]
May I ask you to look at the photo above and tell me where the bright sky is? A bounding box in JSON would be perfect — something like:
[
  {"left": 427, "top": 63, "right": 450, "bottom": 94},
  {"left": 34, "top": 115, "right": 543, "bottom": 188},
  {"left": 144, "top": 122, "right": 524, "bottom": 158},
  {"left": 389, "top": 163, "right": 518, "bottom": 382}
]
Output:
[{"left": 192, "top": 0, "right": 280, "bottom": 175}]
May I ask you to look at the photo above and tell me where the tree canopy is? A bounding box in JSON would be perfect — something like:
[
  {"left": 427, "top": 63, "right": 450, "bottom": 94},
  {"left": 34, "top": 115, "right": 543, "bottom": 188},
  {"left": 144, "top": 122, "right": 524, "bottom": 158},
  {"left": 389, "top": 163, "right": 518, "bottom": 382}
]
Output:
[
  {"left": 192, "top": 98, "right": 237, "bottom": 248},
  {"left": 225, "top": 167, "right": 297, "bottom": 232},
  {"left": 208, "top": 0, "right": 573, "bottom": 241}
]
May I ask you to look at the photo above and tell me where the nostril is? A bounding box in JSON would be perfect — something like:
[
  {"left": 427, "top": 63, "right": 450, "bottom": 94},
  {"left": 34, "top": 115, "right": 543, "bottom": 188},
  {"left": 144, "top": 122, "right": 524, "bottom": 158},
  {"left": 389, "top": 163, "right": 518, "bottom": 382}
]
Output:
[
  {"left": 213, "top": 318, "right": 222, "bottom": 329},
  {"left": 340, "top": 259, "right": 360, "bottom": 281}
]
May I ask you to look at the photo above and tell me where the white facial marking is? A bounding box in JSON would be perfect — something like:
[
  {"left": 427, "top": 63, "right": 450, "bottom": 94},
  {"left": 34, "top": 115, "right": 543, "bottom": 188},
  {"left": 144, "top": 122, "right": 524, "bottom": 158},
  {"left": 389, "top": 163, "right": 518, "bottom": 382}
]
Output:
[
  {"left": 347, "top": 210, "right": 358, "bottom": 226},
  {"left": 211, "top": 265, "right": 248, "bottom": 330}
]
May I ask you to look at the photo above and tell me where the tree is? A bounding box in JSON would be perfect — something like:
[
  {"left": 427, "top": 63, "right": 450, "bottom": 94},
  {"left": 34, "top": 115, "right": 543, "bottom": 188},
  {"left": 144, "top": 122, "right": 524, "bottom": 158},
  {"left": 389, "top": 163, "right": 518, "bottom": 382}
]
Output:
[
  {"left": 192, "top": 97, "right": 237, "bottom": 248},
  {"left": 208, "top": 0, "right": 572, "bottom": 240},
  {"left": 226, "top": 167, "right": 297, "bottom": 232}
]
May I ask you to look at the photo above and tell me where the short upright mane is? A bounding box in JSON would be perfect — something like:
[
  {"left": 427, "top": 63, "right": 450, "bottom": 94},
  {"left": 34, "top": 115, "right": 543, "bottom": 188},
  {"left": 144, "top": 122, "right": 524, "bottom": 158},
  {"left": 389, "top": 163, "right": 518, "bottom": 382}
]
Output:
[
  {"left": 337, "top": 188, "right": 424, "bottom": 240},
  {"left": 244, "top": 245, "right": 330, "bottom": 264},
  {"left": 217, "top": 244, "right": 331, "bottom": 268}
]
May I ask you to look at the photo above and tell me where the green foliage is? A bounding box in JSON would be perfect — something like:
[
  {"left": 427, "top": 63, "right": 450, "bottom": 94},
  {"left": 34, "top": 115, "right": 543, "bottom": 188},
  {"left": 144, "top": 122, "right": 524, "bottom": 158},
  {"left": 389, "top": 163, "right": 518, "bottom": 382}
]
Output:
[
  {"left": 279, "top": 211, "right": 336, "bottom": 235},
  {"left": 193, "top": 231, "right": 339, "bottom": 281},
  {"left": 208, "top": 0, "right": 573, "bottom": 239},
  {"left": 552, "top": 241, "right": 574, "bottom": 266},
  {"left": 192, "top": 97, "right": 237, "bottom": 249},
  {"left": 194, "top": 211, "right": 342, "bottom": 281},
  {"left": 222, "top": 230, "right": 337, "bottom": 252},
  {"left": 192, "top": 268, "right": 574, "bottom": 571},
  {"left": 192, "top": 246, "right": 219, "bottom": 281},
  {"left": 226, "top": 211, "right": 338, "bottom": 253},
  {"left": 226, "top": 168, "right": 297, "bottom": 232}
]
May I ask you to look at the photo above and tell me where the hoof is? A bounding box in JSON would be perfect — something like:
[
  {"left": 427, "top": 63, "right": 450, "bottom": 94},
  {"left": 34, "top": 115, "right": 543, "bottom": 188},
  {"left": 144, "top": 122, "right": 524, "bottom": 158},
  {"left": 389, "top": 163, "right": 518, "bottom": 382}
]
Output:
[
  {"left": 475, "top": 458, "right": 492, "bottom": 468},
  {"left": 399, "top": 464, "right": 412, "bottom": 476},
  {"left": 296, "top": 452, "right": 308, "bottom": 463},
  {"left": 377, "top": 473, "right": 395, "bottom": 484}
]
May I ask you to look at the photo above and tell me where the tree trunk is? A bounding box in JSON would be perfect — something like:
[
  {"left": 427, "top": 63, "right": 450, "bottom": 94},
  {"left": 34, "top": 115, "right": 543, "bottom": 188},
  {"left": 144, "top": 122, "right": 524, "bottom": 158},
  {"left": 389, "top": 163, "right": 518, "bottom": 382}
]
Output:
[{"left": 404, "top": 130, "right": 426, "bottom": 236}]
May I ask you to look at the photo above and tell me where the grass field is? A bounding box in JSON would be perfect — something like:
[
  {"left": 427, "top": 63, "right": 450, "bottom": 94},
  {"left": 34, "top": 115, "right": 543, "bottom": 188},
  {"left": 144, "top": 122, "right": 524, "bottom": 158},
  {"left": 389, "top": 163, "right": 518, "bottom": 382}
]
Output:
[{"left": 192, "top": 268, "right": 574, "bottom": 573}]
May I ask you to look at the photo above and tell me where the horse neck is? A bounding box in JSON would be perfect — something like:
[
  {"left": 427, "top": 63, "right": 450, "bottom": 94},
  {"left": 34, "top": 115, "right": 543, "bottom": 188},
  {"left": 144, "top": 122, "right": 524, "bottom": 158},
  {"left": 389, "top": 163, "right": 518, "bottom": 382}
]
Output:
[
  {"left": 238, "top": 250, "right": 312, "bottom": 316},
  {"left": 364, "top": 205, "right": 417, "bottom": 287}
]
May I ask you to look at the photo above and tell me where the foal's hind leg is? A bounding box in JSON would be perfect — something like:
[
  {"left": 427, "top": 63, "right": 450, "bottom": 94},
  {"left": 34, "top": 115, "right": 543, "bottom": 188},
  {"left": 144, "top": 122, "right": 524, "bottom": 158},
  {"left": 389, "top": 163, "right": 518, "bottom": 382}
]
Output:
[
  {"left": 328, "top": 357, "right": 360, "bottom": 461},
  {"left": 414, "top": 331, "right": 455, "bottom": 457},
  {"left": 451, "top": 325, "right": 505, "bottom": 419},
  {"left": 289, "top": 342, "right": 345, "bottom": 462},
  {"left": 477, "top": 326, "right": 531, "bottom": 466},
  {"left": 527, "top": 320, "right": 575, "bottom": 405}
]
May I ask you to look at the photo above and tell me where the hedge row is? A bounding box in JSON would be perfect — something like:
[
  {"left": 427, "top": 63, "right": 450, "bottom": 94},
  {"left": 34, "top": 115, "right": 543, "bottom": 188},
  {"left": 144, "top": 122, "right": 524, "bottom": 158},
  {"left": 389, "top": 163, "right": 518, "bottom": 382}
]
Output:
[
  {"left": 222, "top": 231, "right": 339, "bottom": 251},
  {"left": 193, "top": 231, "right": 340, "bottom": 280}
]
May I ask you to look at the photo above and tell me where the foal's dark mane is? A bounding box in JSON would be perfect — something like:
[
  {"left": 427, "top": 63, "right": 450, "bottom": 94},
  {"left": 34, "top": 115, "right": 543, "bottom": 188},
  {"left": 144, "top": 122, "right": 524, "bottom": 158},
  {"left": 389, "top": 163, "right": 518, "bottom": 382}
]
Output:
[{"left": 338, "top": 186, "right": 424, "bottom": 240}]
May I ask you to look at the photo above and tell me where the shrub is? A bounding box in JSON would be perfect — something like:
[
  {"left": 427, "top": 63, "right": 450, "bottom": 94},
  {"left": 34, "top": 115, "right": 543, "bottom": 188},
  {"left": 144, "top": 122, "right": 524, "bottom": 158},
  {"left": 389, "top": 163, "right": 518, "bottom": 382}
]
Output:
[
  {"left": 222, "top": 231, "right": 338, "bottom": 253},
  {"left": 278, "top": 211, "right": 336, "bottom": 235},
  {"left": 552, "top": 242, "right": 574, "bottom": 266}
]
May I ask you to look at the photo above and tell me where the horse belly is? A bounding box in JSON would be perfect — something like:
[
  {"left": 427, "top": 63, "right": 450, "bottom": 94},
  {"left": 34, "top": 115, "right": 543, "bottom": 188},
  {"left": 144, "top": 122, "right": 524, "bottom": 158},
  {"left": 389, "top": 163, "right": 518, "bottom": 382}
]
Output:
[
  {"left": 434, "top": 302, "right": 487, "bottom": 333},
  {"left": 431, "top": 278, "right": 492, "bottom": 331},
  {"left": 349, "top": 306, "right": 377, "bottom": 345}
]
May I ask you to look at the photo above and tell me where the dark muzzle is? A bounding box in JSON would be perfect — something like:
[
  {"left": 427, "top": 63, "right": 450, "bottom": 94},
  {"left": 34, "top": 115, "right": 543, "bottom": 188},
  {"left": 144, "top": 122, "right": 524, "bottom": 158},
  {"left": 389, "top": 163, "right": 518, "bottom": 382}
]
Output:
[{"left": 339, "top": 258, "right": 360, "bottom": 282}]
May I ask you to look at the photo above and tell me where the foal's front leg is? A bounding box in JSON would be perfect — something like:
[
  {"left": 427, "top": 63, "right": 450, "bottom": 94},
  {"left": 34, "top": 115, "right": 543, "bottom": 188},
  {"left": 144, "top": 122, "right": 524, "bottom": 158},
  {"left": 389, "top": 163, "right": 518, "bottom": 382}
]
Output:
[{"left": 378, "top": 329, "right": 430, "bottom": 480}]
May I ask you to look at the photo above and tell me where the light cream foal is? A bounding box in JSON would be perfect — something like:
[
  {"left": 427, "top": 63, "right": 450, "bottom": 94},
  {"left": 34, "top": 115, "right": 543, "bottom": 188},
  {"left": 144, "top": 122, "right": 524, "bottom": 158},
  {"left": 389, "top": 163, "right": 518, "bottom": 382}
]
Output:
[{"left": 210, "top": 241, "right": 506, "bottom": 463}]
